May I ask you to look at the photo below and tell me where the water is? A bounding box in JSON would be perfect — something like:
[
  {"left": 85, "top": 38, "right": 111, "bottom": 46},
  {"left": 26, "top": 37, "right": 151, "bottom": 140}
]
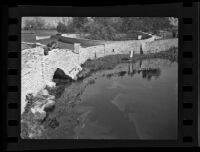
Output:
[{"left": 74, "top": 58, "right": 178, "bottom": 139}]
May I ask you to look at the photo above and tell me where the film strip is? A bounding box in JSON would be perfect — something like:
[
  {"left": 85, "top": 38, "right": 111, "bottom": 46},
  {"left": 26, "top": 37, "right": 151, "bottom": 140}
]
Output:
[
  {"left": 181, "top": 1, "right": 198, "bottom": 145},
  {"left": 7, "top": 5, "right": 20, "bottom": 146},
  {"left": 6, "top": 2, "right": 199, "bottom": 150}
]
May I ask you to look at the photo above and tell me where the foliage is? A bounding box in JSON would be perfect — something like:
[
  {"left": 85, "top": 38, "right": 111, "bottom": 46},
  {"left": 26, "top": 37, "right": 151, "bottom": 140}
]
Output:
[
  {"left": 86, "top": 22, "right": 117, "bottom": 40},
  {"left": 23, "top": 17, "right": 46, "bottom": 30},
  {"left": 57, "top": 17, "right": 88, "bottom": 33},
  {"left": 56, "top": 17, "right": 175, "bottom": 40},
  {"left": 57, "top": 21, "right": 74, "bottom": 33}
]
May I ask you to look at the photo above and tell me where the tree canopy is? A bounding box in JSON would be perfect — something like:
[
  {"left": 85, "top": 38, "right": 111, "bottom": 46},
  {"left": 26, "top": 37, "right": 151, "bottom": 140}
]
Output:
[
  {"left": 23, "top": 17, "right": 46, "bottom": 30},
  {"left": 23, "top": 17, "right": 177, "bottom": 40}
]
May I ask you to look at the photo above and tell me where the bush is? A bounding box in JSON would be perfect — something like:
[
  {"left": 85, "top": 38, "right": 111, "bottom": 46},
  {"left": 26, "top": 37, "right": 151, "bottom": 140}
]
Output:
[{"left": 87, "top": 22, "right": 118, "bottom": 40}]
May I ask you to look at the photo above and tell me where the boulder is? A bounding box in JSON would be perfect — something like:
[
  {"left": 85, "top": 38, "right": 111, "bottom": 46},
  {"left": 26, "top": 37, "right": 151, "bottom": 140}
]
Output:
[
  {"left": 67, "top": 64, "right": 82, "bottom": 80},
  {"left": 41, "top": 89, "right": 49, "bottom": 96},
  {"left": 48, "top": 95, "right": 55, "bottom": 100},
  {"left": 30, "top": 97, "right": 55, "bottom": 120},
  {"left": 43, "top": 46, "right": 50, "bottom": 55},
  {"left": 46, "top": 81, "right": 56, "bottom": 88},
  {"left": 43, "top": 99, "right": 55, "bottom": 112},
  {"left": 34, "top": 111, "right": 47, "bottom": 120},
  {"left": 30, "top": 106, "right": 46, "bottom": 120}
]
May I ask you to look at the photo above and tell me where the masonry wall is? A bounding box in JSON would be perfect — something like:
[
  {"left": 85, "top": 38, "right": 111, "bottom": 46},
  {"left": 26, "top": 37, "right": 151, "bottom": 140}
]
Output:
[
  {"left": 21, "top": 47, "right": 45, "bottom": 113},
  {"left": 144, "top": 38, "right": 178, "bottom": 53}
]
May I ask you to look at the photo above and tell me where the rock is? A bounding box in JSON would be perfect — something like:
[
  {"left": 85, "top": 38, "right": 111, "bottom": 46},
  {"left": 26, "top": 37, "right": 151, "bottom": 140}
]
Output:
[
  {"left": 43, "top": 99, "right": 55, "bottom": 112},
  {"left": 48, "top": 95, "right": 55, "bottom": 100},
  {"left": 68, "top": 64, "right": 82, "bottom": 80},
  {"left": 34, "top": 111, "right": 46, "bottom": 120},
  {"left": 31, "top": 106, "right": 46, "bottom": 120},
  {"left": 43, "top": 46, "right": 50, "bottom": 55},
  {"left": 30, "top": 98, "right": 55, "bottom": 120},
  {"left": 46, "top": 82, "right": 56, "bottom": 88},
  {"left": 42, "top": 89, "right": 49, "bottom": 96},
  {"left": 31, "top": 105, "right": 43, "bottom": 114}
]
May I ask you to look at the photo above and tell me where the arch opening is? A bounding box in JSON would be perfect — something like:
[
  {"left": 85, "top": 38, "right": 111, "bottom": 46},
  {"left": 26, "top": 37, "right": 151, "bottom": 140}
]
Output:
[{"left": 53, "top": 68, "right": 73, "bottom": 84}]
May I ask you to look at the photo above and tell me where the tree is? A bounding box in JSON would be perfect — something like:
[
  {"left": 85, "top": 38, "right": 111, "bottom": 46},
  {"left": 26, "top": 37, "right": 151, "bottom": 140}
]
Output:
[
  {"left": 120, "top": 17, "right": 172, "bottom": 33},
  {"left": 23, "top": 17, "right": 46, "bottom": 30},
  {"left": 86, "top": 19, "right": 118, "bottom": 40},
  {"left": 55, "top": 17, "right": 174, "bottom": 40},
  {"left": 121, "top": 17, "right": 144, "bottom": 32},
  {"left": 34, "top": 17, "right": 46, "bottom": 29},
  {"left": 72, "top": 17, "right": 89, "bottom": 33},
  {"left": 57, "top": 22, "right": 67, "bottom": 33},
  {"left": 23, "top": 19, "right": 36, "bottom": 30}
]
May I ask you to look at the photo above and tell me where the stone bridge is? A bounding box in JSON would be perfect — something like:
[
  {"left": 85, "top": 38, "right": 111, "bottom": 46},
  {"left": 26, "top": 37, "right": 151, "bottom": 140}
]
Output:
[{"left": 21, "top": 38, "right": 178, "bottom": 113}]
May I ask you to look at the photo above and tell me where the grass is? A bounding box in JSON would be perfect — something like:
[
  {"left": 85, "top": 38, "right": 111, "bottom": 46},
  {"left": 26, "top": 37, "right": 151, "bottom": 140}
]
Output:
[{"left": 81, "top": 54, "right": 129, "bottom": 72}]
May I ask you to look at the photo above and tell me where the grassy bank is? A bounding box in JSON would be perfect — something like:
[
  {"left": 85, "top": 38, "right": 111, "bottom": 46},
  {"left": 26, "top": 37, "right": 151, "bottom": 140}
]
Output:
[{"left": 78, "top": 47, "right": 177, "bottom": 79}]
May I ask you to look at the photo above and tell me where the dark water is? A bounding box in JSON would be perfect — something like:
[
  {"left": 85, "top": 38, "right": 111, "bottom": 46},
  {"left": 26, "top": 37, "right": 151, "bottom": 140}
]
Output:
[{"left": 75, "top": 59, "right": 178, "bottom": 139}]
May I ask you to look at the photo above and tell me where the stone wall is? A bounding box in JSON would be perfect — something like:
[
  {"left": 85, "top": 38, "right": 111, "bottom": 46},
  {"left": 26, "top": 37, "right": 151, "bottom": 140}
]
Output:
[
  {"left": 143, "top": 38, "right": 178, "bottom": 53},
  {"left": 21, "top": 47, "right": 45, "bottom": 113}
]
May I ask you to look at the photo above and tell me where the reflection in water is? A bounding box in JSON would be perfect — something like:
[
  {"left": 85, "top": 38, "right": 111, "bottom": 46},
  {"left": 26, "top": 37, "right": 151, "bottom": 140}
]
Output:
[
  {"left": 106, "top": 60, "right": 162, "bottom": 81},
  {"left": 106, "top": 73, "right": 114, "bottom": 79},
  {"left": 140, "top": 68, "right": 161, "bottom": 81},
  {"left": 75, "top": 58, "right": 177, "bottom": 139},
  {"left": 118, "top": 71, "right": 127, "bottom": 77},
  {"left": 128, "top": 61, "right": 136, "bottom": 76}
]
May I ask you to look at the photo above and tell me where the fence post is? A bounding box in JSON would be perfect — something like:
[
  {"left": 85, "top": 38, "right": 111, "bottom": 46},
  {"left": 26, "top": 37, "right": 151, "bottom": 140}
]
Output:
[
  {"left": 74, "top": 43, "right": 80, "bottom": 64},
  {"left": 74, "top": 43, "right": 80, "bottom": 54},
  {"left": 130, "top": 50, "right": 134, "bottom": 59},
  {"left": 140, "top": 43, "right": 144, "bottom": 55},
  {"left": 94, "top": 51, "right": 97, "bottom": 59}
]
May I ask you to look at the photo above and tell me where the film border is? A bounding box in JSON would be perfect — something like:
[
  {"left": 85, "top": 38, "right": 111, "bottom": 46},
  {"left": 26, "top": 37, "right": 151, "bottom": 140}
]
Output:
[{"left": 6, "top": 2, "right": 199, "bottom": 150}]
